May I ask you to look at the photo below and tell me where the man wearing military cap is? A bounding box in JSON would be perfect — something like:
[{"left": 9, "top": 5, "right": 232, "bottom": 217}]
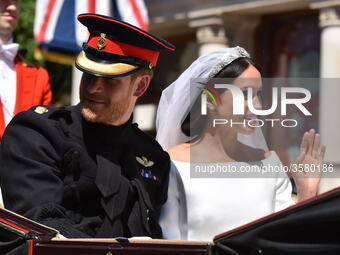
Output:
[{"left": 0, "top": 13, "right": 175, "bottom": 238}]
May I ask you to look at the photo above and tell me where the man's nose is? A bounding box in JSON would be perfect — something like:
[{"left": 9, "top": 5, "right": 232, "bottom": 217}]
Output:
[
  {"left": 6, "top": 1, "right": 17, "bottom": 10},
  {"left": 86, "top": 77, "right": 104, "bottom": 94}
]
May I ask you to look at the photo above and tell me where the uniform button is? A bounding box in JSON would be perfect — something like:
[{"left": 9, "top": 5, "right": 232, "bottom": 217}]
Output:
[{"left": 147, "top": 217, "right": 150, "bottom": 221}]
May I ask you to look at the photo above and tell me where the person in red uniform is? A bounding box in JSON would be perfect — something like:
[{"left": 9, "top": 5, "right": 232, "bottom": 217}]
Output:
[{"left": 0, "top": 0, "right": 52, "bottom": 141}]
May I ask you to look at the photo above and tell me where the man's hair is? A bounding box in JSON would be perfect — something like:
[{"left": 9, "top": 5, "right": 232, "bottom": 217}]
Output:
[{"left": 131, "top": 67, "right": 154, "bottom": 83}]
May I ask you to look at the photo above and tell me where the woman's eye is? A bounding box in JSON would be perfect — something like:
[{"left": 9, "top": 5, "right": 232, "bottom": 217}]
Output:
[{"left": 242, "top": 88, "right": 261, "bottom": 99}]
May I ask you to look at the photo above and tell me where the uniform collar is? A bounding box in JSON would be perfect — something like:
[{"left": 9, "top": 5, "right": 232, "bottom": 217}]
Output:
[{"left": 82, "top": 114, "right": 133, "bottom": 145}]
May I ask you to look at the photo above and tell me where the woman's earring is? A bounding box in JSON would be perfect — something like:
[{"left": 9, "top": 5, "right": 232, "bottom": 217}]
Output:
[{"left": 207, "top": 101, "right": 216, "bottom": 110}]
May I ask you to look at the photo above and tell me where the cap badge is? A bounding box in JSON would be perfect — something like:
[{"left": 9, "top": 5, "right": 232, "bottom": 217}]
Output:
[
  {"left": 97, "top": 33, "right": 107, "bottom": 50},
  {"left": 34, "top": 106, "right": 49, "bottom": 114},
  {"left": 136, "top": 156, "right": 154, "bottom": 167}
]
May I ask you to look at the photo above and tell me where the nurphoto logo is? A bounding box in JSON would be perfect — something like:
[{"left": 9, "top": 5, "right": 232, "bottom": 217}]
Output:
[{"left": 199, "top": 83, "right": 312, "bottom": 128}]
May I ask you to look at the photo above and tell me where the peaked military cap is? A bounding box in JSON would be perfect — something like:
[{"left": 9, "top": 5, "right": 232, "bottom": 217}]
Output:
[{"left": 75, "top": 13, "right": 175, "bottom": 77}]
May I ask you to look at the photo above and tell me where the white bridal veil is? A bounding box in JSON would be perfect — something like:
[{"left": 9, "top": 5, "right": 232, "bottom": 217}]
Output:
[{"left": 156, "top": 47, "right": 268, "bottom": 152}]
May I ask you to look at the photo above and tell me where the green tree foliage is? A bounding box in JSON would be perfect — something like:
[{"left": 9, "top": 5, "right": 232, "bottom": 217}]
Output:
[
  {"left": 13, "top": 0, "right": 72, "bottom": 105},
  {"left": 14, "top": 0, "right": 39, "bottom": 64}
]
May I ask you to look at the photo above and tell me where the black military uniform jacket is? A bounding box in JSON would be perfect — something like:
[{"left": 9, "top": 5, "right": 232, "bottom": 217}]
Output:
[{"left": 0, "top": 105, "right": 170, "bottom": 238}]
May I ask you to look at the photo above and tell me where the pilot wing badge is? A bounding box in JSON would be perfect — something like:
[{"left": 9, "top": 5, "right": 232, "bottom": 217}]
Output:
[
  {"left": 136, "top": 156, "right": 158, "bottom": 181},
  {"left": 136, "top": 156, "right": 154, "bottom": 167}
]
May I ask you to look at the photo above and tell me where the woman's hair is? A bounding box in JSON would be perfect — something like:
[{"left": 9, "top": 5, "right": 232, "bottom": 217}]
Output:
[{"left": 181, "top": 57, "right": 255, "bottom": 137}]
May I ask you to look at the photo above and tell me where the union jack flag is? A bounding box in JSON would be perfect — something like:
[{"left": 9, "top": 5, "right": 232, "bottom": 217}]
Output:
[{"left": 34, "top": 0, "right": 149, "bottom": 64}]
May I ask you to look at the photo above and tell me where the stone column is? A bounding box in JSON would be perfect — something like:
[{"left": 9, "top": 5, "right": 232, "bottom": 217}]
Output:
[
  {"left": 318, "top": 7, "right": 340, "bottom": 192},
  {"left": 189, "top": 16, "right": 228, "bottom": 56},
  {"left": 71, "top": 66, "right": 82, "bottom": 105},
  {"left": 320, "top": 7, "right": 340, "bottom": 77}
]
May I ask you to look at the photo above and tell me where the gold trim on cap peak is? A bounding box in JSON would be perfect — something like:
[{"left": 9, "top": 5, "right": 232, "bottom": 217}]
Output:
[{"left": 76, "top": 51, "right": 139, "bottom": 76}]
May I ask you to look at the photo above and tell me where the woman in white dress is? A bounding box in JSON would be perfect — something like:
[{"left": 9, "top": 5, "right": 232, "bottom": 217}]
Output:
[{"left": 156, "top": 47, "right": 325, "bottom": 241}]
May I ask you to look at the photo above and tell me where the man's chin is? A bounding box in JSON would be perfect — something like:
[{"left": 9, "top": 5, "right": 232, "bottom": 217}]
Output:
[
  {"left": 81, "top": 107, "right": 100, "bottom": 123},
  {"left": 80, "top": 102, "right": 131, "bottom": 126}
]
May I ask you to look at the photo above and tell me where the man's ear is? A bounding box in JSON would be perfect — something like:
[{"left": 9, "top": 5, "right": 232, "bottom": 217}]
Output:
[{"left": 133, "top": 74, "right": 151, "bottom": 97}]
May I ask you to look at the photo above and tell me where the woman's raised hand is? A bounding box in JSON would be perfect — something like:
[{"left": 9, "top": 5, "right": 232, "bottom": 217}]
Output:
[{"left": 293, "top": 129, "right": 326, "bottom": 202}]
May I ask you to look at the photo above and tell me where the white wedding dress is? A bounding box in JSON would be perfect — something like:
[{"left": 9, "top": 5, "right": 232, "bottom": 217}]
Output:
[{"left": 159, "top": 151, "right": 294, "bottom": 241}]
